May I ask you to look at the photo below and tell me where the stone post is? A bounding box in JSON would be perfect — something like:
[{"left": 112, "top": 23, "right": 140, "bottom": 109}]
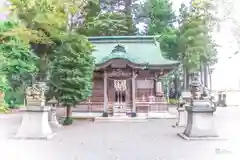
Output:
[
  {"left": 102, "top": 70, "right": 108, "bottom": 117},
  {"left": 173, "top": 92, "right": 191, "bottom": 128},
  {"left": 48, "top": 97, "right": 61, "bottom": 128},
  {"left": 14, "top": 83, "right": 55, "bottom": 140},
  {"left": 131, "top": 71, "right": 137, "bottom": 117}
]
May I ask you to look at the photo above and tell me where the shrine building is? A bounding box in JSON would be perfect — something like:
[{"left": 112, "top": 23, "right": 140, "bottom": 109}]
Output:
[{"left": 77, "top": 36, "right": 180, "bottom": 117}]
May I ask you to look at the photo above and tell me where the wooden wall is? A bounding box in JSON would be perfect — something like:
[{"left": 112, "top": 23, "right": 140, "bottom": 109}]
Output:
[{"left": 90, "top": 77, "right": 104, "bottom": 102}]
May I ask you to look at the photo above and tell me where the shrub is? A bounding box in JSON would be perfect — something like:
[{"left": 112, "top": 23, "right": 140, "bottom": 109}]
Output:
[
  {"left": 0, "top": 104, "right": 10, "bottom": 113},
  {"left": 63, "top": 117, "right": 73, "bottom": 125},
  {"left": 168, "top": 98, "right": 178, "bottom": 105}
]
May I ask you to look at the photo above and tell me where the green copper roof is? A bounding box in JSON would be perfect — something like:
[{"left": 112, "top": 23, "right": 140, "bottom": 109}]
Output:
[{"left": 88, "top": 36, "right": 179, "bottom": 67}]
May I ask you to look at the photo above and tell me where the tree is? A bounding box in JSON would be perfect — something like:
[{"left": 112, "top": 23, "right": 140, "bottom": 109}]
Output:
[
  {"left": 77, "top": 0, "right": 137, "bottom": 36},
  {"left": 143, "top": 0, "right": 180, "bottom": 95},
  {"left": 178, "top": 0, "right": 218, "bottom": 88},
  {"left": 145, "top": 0, "right": 176, "bottom": 35},
  {"left": 3, "top": 0, "right": 90, "bottom": 81},
  {"left": 0, "top": 20, "right": 38, "bottom": 89},
  {"left": 0, "top": 20, "right": 38, "bottom": 106},
  {"left": 77, "top": 12, "right": 136, "bottom": 36},
  {"left": 49, "top": 33, "right": 94, "bottom": 125}
]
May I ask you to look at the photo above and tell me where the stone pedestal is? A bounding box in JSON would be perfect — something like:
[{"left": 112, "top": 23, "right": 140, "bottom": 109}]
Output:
[
  {"left": 178, "top": 100, "right": 219, "bottom": 140},
  {"left": 49, "top": 107, "right": 62, "bottom": 128},
  {"left": 14, "top": 99, "right": 55, "bottom": 140},
  {"left": 173, "top": 106, "right": 187, "bottom": 127}
]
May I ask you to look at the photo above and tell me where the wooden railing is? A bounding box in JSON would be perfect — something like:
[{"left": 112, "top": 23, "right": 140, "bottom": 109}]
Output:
[{"left": 73, "top": 96, "right": 169, "bottom": 113}]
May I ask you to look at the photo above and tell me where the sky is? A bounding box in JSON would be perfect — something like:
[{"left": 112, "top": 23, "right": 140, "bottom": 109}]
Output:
[{"left": 0, "top": 0, "right": 240, "bottom": 90}]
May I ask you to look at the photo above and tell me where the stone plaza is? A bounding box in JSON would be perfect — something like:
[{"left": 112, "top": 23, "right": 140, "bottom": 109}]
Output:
[{"left": 1, "top": 107, "right": 240, "bottom": 160}]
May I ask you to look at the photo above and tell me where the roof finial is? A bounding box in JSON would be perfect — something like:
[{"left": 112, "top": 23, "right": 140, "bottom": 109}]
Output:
[{"left": 111, "top": 44, "right": 127, "bottom": 54}]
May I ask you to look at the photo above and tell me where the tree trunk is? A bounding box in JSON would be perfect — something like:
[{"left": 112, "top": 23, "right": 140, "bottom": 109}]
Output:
[
  {"left": 173, "top": 77, "right": 178, "bottom": 98},
  {"left": 209, "top": 73, "right": 212, "bottom": 91},
  {"left": 183, "top": 68, "right": 187, "bottom": 90},
  {"left": 66, "top": 106, "right": 72, "bottom": 118},
  {"left": 186, "top": 69, "right": 190, "bottom": 90},
  {"left": 203, "top": 65, "right": 208, "bottom": 87},
  {"left": 200, "top": 63, "right": 203, "bottom": 84}
]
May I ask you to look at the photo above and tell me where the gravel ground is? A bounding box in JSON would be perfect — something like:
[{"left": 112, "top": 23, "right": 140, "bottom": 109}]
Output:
[{"left": 0, "top": 107, "right": 240, "bottom": 160}]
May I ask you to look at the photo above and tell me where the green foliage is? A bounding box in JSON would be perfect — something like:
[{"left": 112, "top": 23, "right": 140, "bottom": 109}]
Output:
[
  {"left": 4, "top": 0, "right": 91, "bottom": 81},
  {"left": 77, "top": 0, "right": 137, "bottom": 36},
  {"left": 49, "top": 33, "right": 94, "bottom": 107},
  {"left": 6, "top": 0, "right": 69, "bottom": 43},
  {"left": 168, "top": 98, "right": 178, "bottom": 105},
  {"left": 0, "top": 74, "right": 10, "bottom": 92},
  {"left": 78, "top": 12, "right": 137, "bottom": 36},
  {"left": 0, "top": 106, "right": 10, "bottom": 113},
  {"left": 63, "top": 117, "right": 73, "bottom": 125},
  {"left": 145, "top": 0, "right": 178, "bottom": 60},
  {"left": 145, "top": 0, "right": 176, "bottom": 35},
  {"left": 159, "top": 27, "right": 179, "bottom": 60},
  {"left": 0, "top": 20, "right": 38, "bottom": 89},
  {"left": 4, "top": 88, "right": 25, "bottom": 108},
  {"left": 178, "top": 0, "right": 218, "bottom": 71}
]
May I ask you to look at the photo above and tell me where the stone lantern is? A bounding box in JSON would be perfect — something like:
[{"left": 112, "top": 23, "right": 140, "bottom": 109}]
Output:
[
  {"left": 48, "top": 96, "right": 61, "bottom": 128},
  {"left": 14, "top": 82, "right": 55, "bottom": 140},
  {"left": 178, "top": 75, "right": 219, "bottom": 140}
]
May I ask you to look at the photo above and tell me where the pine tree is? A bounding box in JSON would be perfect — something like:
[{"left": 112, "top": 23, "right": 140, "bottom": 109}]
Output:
[{"left": 49, "top": 33, "right": 94, "bottom": 125}]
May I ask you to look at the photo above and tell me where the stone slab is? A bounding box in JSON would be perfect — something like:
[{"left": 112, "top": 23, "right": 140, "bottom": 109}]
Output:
[
  {"left": 11, "top": 133, "right": 56, "bottom": 140},
  {"left": 177, "top": 133, "right": 227, "bottom": 141},
  {"left": 147, "top": 112, "right": 177, "bottom": 119},
  {"left": 72, "top": 112, "right": 102, "bottom": 118},
  {"left": 72, "top": 112, "right": 177, "bottom": 119},
  {"left": 94, "top": 116, "right": 148, "bottom": 122},
  {"left": 172, "top": 124, "right": 185, "bottom": 128}
]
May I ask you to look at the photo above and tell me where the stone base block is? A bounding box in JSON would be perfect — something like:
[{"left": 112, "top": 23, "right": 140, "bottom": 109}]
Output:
[
  {"left": 14, "top": 106, "right": 55, "bottom": 140},
  {"left": 177, "top": 133, "right": 226, "bottom": 141}
]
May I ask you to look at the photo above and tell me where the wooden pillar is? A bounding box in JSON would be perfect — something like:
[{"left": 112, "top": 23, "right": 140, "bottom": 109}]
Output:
[
  {"left": 131, "top": 71, "right": 136, "bottom": 116},
  {"left": 103, "top": 70, "right": 108, "bottom": 116}
]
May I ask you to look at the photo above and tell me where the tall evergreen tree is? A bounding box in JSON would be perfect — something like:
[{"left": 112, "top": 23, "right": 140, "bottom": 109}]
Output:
[
  {"left": 178, "top": 0, "right": 218, "bottom": 87},
  {"left": 49, "top": 33, "right": 94, "bottom": 125},
  {"left": 145, "top": 0, "right": 176, "bottom": 35}
]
